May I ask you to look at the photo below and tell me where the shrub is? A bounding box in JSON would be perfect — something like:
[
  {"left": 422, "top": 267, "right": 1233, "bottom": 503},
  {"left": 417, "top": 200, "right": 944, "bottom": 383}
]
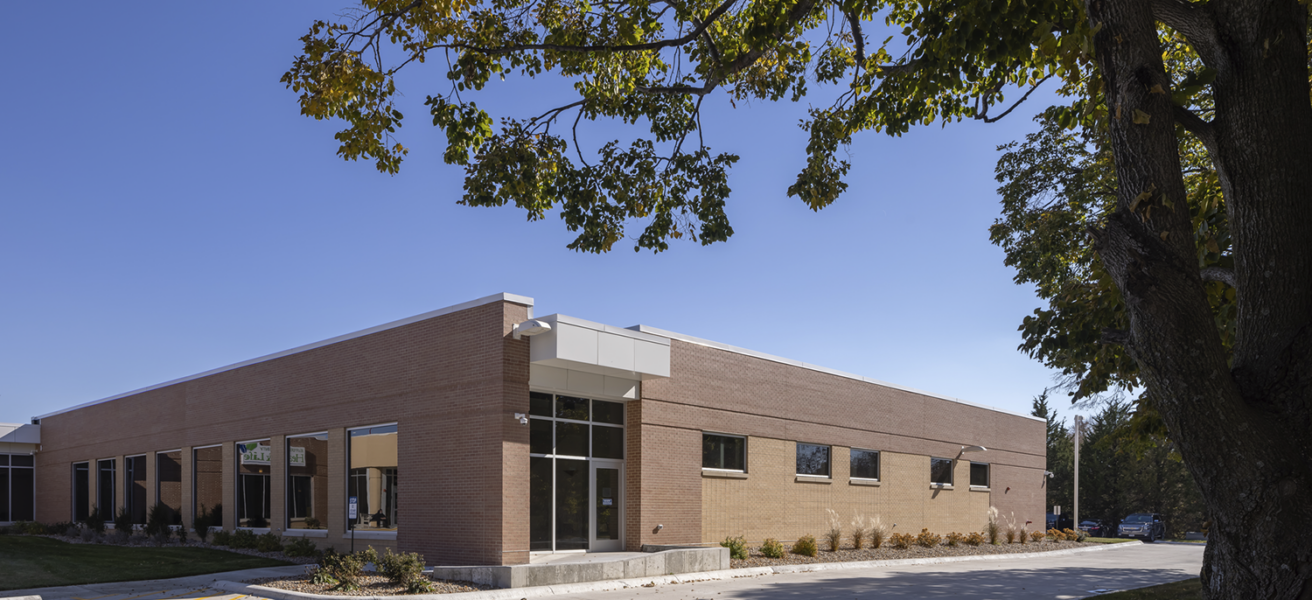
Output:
[
  {"left": 230, "top": 529, "right": 258, "bottom": 549},
  {"left": 1005, "top": 527, "right": 1017, "bottom": 544},
  {"left": 80, "top": 527, "right": 99, "bottom": 543},
  {"left": 1030, "top": 530, "right": 1046, "bottom": 543},
  {"left": 376, "top": 548, "right": 432, "bottom": 593},
  {"left": 193, "top": 505, "right": 215, "bottom": 543},
  {"left": 985, "top": 507, "right": 1001, "bottom": 545},
  {"left": 889, "top": 533, "right": 914, "bottom": 550},
  {"left": 211, "top": 530, "right": 233, "bottom": 546},
  {"left": 719, "top": 535, "right": 748, "bottom": 560},
  {"left": 304, "top": 516, "right": 322, "bottom": 529},
  {"left": 791, "top": 534, "right": 818, "bottom": 557},
  {"left": 850, "top": 514, "right": 868, "bottom": 549},
  {"left": 87, "top": 506, "right": 106, "bottom": 533},
  {"left": 945, "top": 532, "right": 965, "bottom": 547},
  {"left": 1064, "top": 528, "right": 1085, "bottom": 542},
  {"left": 177, "top": 525, "right": 189, "bottom": 544},
  {"left": 316, "top": 548, "right": 374, "bottom": 591},
  {"left": 915, "top": 528, "right": 941, "bottom": 548},
  {"left": 823, "top": 509, "right": 843, "bottom": 552},
  {"left": 1018, "top": 527, "right": 1028, "bottom": 544},
  {"left": 869, "top": 516, "right": 889, "bottom": 549},
  {"left": 108, "top": 530, "right": 131, "bottom": 545},
  {"left": 47, "top": 521, "right": 75, "bottom": 536},
  {"left": 760, "top": 538, "right": 785, "bottom": 559},
  {"left": 256, "top": 531, "right": 284, "bottom": 553},
  {"left": 146, "top": 503, "right": 173, "bottom": 537},
  {"left": 965, "top": 532, "right": 985, "bottom": 546},
  {"left": 17, "top": 521, "right": 49, "bottom": 535},
  {"left": 285, "top": 538, "right": 321, "bottom": 558},
  {"left": 113, "top": 506, "right": 133, "bottom": 535}
]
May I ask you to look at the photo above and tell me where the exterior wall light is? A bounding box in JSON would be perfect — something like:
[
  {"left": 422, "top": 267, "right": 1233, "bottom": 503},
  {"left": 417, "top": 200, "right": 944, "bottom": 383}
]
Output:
[
  {"left": 514, "top": 413, "right": 528, "bottom": 425},
  {"left": 955, "top": 445, "right": 987, "bottom": 460},
  {"left": 512, "top": 319, "right": 552, "bottom": 340}
]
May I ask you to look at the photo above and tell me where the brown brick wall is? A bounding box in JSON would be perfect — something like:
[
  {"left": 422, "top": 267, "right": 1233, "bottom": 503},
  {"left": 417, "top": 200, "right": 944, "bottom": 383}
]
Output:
[
  {"left": 633, "top": 340, "right": 1046, "bottom": 546},
  {"left": 35, "top": 299, "right": 530, "bottom": 565}
]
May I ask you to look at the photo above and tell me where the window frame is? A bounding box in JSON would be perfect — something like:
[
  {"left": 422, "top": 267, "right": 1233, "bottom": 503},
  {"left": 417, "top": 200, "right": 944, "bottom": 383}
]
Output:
[
  {"left": 96, "top": 457, "right": 117, "bottom": 517},
  {"left": 929, "top": 457, "right": 955, "bottom": 486},
  {"left": 154, "top": 449, "right": 183, "bottom": 527},
  {"left": 795, "top": 442, "right": 832, "bottom": 478},
  {"left": 234, "top": 438, "right": 273, "bottom": 530},
  {"left": 969, "top": 461, "right": 990, "bottom": 489},
  {"left": 701, "top": 432, "right": 747, "bottom": 473},
  {"left": 346, "top": 423, "right": 399, "bottom": 533},
  {"left": 71, "top": 461, "right": 90, "bottom": 523},
  {"left": 286, "top": 432, "right": 328, "bottom": 530},
  {"left": 849, "top": 448, "right": 881, "bottom": 481}
]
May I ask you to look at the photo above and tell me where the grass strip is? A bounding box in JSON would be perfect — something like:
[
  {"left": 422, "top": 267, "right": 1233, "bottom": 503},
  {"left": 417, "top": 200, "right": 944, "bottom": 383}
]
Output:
[
  {"left": 0, "top": 536, "right": 290, "bottom": 591},
  {"left": 1095, "top": 578, "right": 1200, "bottom": 599}
]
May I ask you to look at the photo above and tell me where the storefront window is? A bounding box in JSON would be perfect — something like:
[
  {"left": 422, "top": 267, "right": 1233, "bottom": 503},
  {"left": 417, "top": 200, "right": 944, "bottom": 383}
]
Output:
[
  {"left": 236, "top": 440, "right": 272, "bottom": 528},
  {"left": 288, "top": 433, "right": 328, "bottom": 529},
  {"left": 1, "top": 454, "right": 35, "bottom": 522},
  {"left": 157, "top": 451, "right": 183, "bottom": 525},
  {"left": 347, "top": 424, "right": 397, "bottom": 531},
  {"left": 126, "top": 455, "right": 148, "bottom": 525},
  {"left": 193, "top": 446, "right": 224, "bottom": 528}
]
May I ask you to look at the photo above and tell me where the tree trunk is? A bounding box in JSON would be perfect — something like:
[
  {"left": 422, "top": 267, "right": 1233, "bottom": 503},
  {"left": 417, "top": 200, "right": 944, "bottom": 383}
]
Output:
[{"left": 1086, "top": 0, "right": 1312, "bottom": 598}]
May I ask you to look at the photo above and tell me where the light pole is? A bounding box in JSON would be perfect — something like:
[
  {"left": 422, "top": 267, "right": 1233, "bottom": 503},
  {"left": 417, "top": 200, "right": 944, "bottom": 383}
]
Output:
[{"left": 1073, "top": 415, "right": 1082, "bottom": 530}]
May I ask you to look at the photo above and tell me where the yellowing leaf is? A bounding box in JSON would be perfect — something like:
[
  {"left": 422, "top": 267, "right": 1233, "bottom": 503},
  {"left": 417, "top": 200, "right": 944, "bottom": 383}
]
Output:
[{"left": 1133, "top": 109, "right": 1152, "bottom": 125}]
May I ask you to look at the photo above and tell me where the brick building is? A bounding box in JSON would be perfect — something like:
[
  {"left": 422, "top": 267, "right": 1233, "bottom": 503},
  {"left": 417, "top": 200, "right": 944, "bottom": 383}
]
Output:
[{"left": 17, "top": 293, "right": 1045, "bottom": 565}]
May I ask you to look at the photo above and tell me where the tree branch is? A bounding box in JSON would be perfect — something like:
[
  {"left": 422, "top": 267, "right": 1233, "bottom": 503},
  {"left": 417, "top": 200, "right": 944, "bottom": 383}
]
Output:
[
  {"left": 1149, "top": 0, "right": 1222, "bottom": 63},
  {"left": 1173, "top": 105, "right": 1218, "bottom": 156},
  {"left": 976, "top": 75, "right": 1053, "bottom": 123},
  {"left": 1200, "top": 266, "right": 1236, "bottom": 288},
  {"left": 1102, "top": 328, "right": 1132, "bottom": 346}
]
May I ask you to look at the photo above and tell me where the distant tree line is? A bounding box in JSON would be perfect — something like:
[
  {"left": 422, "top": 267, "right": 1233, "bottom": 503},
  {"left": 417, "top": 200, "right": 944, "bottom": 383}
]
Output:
[{"left": 1033, "top": 393, "right": 1206, "bottom": 539}]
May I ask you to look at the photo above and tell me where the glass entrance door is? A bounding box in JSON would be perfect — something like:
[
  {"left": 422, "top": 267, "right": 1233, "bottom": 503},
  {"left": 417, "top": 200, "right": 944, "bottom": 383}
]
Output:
[{"left": 591, "top": 461, "right": 623, "bottom": 551}]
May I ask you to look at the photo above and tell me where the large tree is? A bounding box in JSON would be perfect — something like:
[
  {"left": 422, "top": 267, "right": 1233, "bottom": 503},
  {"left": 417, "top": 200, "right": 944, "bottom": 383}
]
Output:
[{"left": 283, "top": 0, "right": 1312, "bottom": 596}]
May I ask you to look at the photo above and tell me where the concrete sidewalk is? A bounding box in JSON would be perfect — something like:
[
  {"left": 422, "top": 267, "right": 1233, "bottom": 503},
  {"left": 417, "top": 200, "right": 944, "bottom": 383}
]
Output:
[{"left": 2, "top": 565, "right": 305, "bottom": 600}]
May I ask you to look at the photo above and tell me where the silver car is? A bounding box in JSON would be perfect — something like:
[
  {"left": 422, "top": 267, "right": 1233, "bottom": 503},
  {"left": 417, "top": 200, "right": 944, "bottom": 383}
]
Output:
[{"left": 1117, "top": 513, "right": 1165, "bottom": 541}]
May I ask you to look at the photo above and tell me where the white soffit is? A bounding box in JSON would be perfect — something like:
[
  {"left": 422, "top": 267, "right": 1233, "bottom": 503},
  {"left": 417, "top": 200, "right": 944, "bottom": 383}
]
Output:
[
  {"left": 35, "top": 293, "right": 535, "bottom": 421},
  {"left": 628, "top": 324, "right": 1044, "bottom": 423},
  {"left": 530, "top": 314, "right": 671, "bottom": 381}
]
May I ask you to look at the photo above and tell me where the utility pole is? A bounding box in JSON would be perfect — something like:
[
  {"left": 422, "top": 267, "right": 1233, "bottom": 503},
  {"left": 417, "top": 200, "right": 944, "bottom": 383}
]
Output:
[{"left": 1073, "top": 415, "right": 1082, "bottom": 530}]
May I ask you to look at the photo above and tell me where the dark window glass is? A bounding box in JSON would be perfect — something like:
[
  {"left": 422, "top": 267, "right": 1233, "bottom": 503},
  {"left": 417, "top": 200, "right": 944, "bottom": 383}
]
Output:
[
  {"left": 348, "top": 426, "right": 398, "bottom": 531},
  {"left": 287, "top": 434, "right": 328, "bottom": 529},
  {"left": 702, "top": 434, "right": 745, "bottom": 471},
  {"left": 555, "top": 459, "right": 589, "bottom": 550},
  {"left": 530, "top": 419, "right": 553, "bottom": 454},
  {"left": 10, "top": 467, "right": 34, "bottom": 522},
  {"left": 0, "top": 467, "right": 8, "bottom": 521},
  {"left": 556, "top": 396, "right": 589, "bottom": 421},
  {"left": 11, "top": 455, "right": 33, "bottom": 467},
  {"left": 796, "top": 443, "right": 830, "bottom": 476},
  {"left": 529, "top": 457, "right": 552, "bottom": 551},
  {"left": 97, "top": 459, "right": 116, "bottom": 516},
  {"left": 970, "top": 462, "right": 989, "bottom": 487},
  {"left": 595, "top": 467, "right": 619, "bottom": 541},
  {"left": 0, "top": 455, "right": 8, "bottom": 465},
  {"left": 193, "top": 447, "right": 224, "bottom": 528},
  {"left": 592, "top": 400, "right": 624, "bottom": 425},
  {"left": 127, "top": 455, "right": 148, "bottom": 524},
  {"left": 530, "top": 392, "right": 553, "bottom": 417},
  {"left": 931, "top": 458, "right": 954, "bottom": 485},
  {"left": 73, "top": 463, "right": 90, "bottom": 522},
  {"left": 556, "top": 422, "right": 588, "bottom": 457},
  {"left": 850, "top": 449, "right": 880, "bottom": 480},
  {"left": 592, "top": 426, "right": 624, "bottom": 459},
  {"left": 157, "top": 452, "right": 183, "bottom": 525},
  {"left": 236, "top": 442, "right": 272, "bottom": 527}
]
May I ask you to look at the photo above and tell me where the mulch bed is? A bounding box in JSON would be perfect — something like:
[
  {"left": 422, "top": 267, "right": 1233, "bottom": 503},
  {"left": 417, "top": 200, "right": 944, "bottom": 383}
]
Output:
[
  {"left": 732, "top": 539, "right": 1100, "bottom": 568},
  {"left": 246, "top": 573, "right": 494, "bottom": 596}
]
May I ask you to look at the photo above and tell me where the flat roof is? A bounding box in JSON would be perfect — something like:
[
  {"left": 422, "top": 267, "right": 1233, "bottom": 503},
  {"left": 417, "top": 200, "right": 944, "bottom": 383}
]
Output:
[
  {"left": 34, "top": 293, "right": 534, "bottom": 420},
  {"left": 629, "top": 325, "right": 1043, "bottom": 423}
]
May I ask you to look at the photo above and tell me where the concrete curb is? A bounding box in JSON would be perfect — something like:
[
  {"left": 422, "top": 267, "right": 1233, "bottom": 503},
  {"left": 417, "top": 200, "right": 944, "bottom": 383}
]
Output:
[
  {"left": 1, "top": 595, "right": 44, "bottom": 600},
  {"left": 215, "top": 541, "right": 1143, "bottom": 600}
]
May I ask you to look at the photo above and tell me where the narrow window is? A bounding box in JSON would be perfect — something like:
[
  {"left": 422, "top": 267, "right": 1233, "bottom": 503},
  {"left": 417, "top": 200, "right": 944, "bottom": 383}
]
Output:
[
  {"left": 288, "top": 433, "right": 328, "bottom": 529},
  {"left": 2, "top": 454, "right": 36, "bottom": 522},
  {"left": 930, "top": 457, "right": 954, "bottom": 485},
  {"left": 970, "top": 462, "right": 990, "bottom": 488},
  {"left": 156, "top": 451, "right": 183, "bottom": 525},
  {"left": 193, "top": 446, "right": 224, "bottom": 529},
  {"left": 796, "top": 443, "right": 831, "bottom": 477},
  {"left": 236, "top": 441, "right": 272, "bottom": 528},
  {"left": 347, "top": 424, "right": 398, "bottom": 531},
  {"left": 850, "top": 449, "right": 880, "bottom": 480},
  {"left": 702, "top": 433, "right": 746, "bottom": 471},
  {"left": 126, "top": 455, "right": 148, "bottom": 525},
  {"left": 97, "top": 458, "right": 116, "bottom": 517},
  {"left": 72, "top": 462, "right": 90, "bottom": 522}
]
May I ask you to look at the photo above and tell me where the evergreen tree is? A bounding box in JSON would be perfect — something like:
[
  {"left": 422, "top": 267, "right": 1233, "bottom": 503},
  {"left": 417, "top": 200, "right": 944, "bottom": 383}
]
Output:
[{"left": 1031, "top": 392, "right": 1072, "bottom": 515}]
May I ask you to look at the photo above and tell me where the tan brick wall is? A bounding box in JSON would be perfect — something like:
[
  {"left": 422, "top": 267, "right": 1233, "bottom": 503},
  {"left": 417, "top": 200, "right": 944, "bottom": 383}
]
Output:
[
  {"left": 34, "top": 299, "right": 530, "bottom": 565},
  {"left": 633, "top": 339, "right": 1046, "bottom": 547}
]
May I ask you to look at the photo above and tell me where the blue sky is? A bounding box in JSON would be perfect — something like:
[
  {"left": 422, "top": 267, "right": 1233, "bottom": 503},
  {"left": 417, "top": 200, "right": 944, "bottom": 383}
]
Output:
[{"left": 0, "top": 2, "right": 1087, "bottom": 425}]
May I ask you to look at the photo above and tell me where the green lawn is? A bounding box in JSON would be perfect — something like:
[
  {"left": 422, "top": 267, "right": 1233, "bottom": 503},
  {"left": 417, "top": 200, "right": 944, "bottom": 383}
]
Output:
[
  {"left": 0, "top": 535, "right": 290, "bottom": 591},
  {"left": 1096, "top": 578, "right": 1200, "bottom": 599},
  {"left": 1085, "top": 537, "right": 1137, "bottom": 544}
]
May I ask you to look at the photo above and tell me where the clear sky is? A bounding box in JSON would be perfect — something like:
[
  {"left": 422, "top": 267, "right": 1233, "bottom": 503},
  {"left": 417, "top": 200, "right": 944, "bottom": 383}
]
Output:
[{"left": 0, "top": 2, "right": 1088, "bottom": 425}]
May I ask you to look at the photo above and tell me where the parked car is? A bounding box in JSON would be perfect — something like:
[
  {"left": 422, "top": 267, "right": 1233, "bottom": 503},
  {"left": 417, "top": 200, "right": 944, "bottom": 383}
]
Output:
[
  {"left": 1078, "top": 520, "right": 1104, "bottom": 537},
  {"left": 1046, "top": 513, "right": 1074, "bottom": 531},
  {"left": 1118, "top": 513, "right": 1166, "bottom": 541}
]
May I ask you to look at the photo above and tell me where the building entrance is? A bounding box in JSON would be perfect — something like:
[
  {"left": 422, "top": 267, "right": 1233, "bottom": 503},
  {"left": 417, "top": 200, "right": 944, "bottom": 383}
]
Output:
[{"left": 528, "top": 392, "right": 625, "bottom": 553}]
